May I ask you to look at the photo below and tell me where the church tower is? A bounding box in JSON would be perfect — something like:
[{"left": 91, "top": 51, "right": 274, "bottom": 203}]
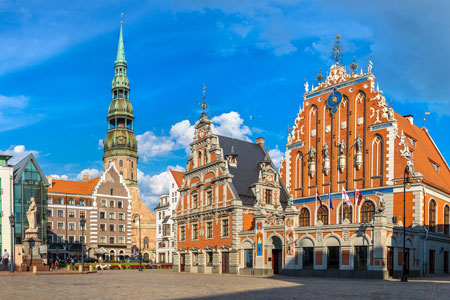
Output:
[
  {"left": 103, "top": 19, "right": 138, "bottom": 184},
  {"left": 103, "top": 19, "right": 156, "bottom": 260}
]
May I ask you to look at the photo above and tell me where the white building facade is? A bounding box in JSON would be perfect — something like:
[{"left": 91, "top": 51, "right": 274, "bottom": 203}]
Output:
[{"left": 155, "top": 169, "right": 183, "bottom": 264}]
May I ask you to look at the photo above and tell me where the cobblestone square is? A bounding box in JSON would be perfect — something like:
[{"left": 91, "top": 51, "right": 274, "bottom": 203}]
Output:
[{"left": 0, "top": 270, "right": 449, "bottom": 299}]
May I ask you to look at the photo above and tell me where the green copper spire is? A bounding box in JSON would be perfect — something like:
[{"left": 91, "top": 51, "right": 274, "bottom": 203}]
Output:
[
  {"left": 104, "top": 18, "right": 138, "bottom": 161},
  {"left": 115, "top": 17, "right": 126, "bottom": 65}
]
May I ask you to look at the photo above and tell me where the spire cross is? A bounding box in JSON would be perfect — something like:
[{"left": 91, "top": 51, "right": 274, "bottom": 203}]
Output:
[
  {"left": 201, "top": 83, "right": 207, "bottom": 112},
  {"left": 121, "top": 12, "right": 124, "bottom": 24}
]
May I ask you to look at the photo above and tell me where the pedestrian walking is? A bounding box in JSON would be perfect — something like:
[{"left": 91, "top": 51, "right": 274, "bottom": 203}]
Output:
[{"left": 2, "top": 249, "right": 9, "bottom": 271}]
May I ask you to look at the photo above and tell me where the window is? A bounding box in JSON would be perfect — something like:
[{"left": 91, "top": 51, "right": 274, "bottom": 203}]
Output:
[
  {"left": 445, "top": 206, "right": 449, "bottom": 235},
  {"left": 57, "top": 210, "right": 64, "bottom": 218},
  {"left": 340, "top": 203, "right": 352, "bottom": 223},
  {"left": 206, "top": 222, "right": 213, "bottom": 239},
  {"left": 222, "top": 219, "right": 229, "bottom": 237},
  {"left": 159, "top": 212, "right": 161, "bottom": 219},
  {"left": 57, "top": 198, "right": 63, "bottom": 205},
  {"left": 119, "top": 224, "right": 125, "bottom": 232},
  {"left": 354, "top": 246, "right": 368, "bottom": 270},
  {"left": 162, "top": 211, "right": 165, "bottom": 217},
  {"left": 198, "top": 151, "right": 202, "bottom": 166},
  {"left": 57, "top": 235, "right": 64, "bottom": 243},
  {"left": 327, "top": 246, "right": 340, "bottom": 269},
  {"left": 101, "top": 199, "right": 107, "bottom": 207},
  {"left": 207, "top": 251, "right": 213, "bottom": 266},
  {"left": 361, "top": 201, "right": 375, "bottom": 223},
  {"left": 80, "top": 211, "right": 86, "bottom": 218},
  {"left": 265, "top": 189, "right": 273, "bottom": 204},
  {"left": 193, "top": 253, "right": 199, "bottom": 266},
  {"left": 119, "top": 213, "right": 125, "bottom": 220},
  {"left": 68, "top": 235, "right": 75, "bottom": 243},
  {"left": 206, "top": 189, "right": 213, "bottom": 205},
  {"left": 79, "top": 199, "right": 85, "bottom": 206},
  {"left": 109, "top": 212, "right": 115, "bottom": 220},
  {"left": 47, "top": 209, "right": 53, "bottom": 217},
  {"left": 118, "top": 201, "right": 123, "bottom": 209},
  {"left": 245, "top": 249, "right": 253, "bottom": 268},
  {"left": 100, "top": 236, "right": 106, "bottom": 244},
  {"left": 192, "top": 224, "right": 199, "bottom": 240},
  {"left": 180, "top": 226, "right": 186, "bottom": 241},
  {"left": 109, "top": 236, "right": 115, "bottom": 244},
  {"left": 48, "top": 197, "right": 53, "bottom": 204},
  {"left": 317, "top": 206, "right": 329, "bottom": 225},
  {"left": 69, "top": 198, "right": 75, "bottom": 205},
  {"left": 299, "top": 208, "right": 310, "bottom": 226},
  {"left": 109, "top": 200, "right": 115, "bottom": 208},
  {"left": 118, "top": 236, "right": 125, "bottom": 244},
  {"left": 144, "top": 237, "right": 149, "bottom": 248},
  {"left": 110, "top": 189, "right": 114, "bottom": 196},
  {"left": 100, "top": 224, "right": 106, "bottom": 231},
  {"left": 303, "top": 247, "right": 314, "bottom": 269},
  {"left": 192, "top": 193, "right": 198, "bottom": 208},
  {"left": 163, "top": 224, "right": 170, "bottom": 236},
  {"left": 371, "top": 136, "right": 383, "bottom": 177},
  {"left": 48, "top": 222, "right": 53, "bottom": 229},
  {"left": 100, "top": 212, "right": 105, "bottom": 219},
  {"left": 57, "top": 222, "right": 64, "bottom": 230},
  {"left": 407, "top": 136, "right": 416, "bottom": 147},
  {"left": 429, "top": 200, "right": 437, "bottom": 232},
  {"left": 158, "top": 225, "right": 161, "bottom": 234},
  {"left": 119, "top": 160, "right": 123, "bottom": 167},
  {"left": 109, "top": 224, "right": 115, "bottom": 232},
  {"left": 69, "top": 210, "right": 75, "bottom": 218},
  {"left": 68, "top": 223, "right": 76, "bottom": 231}
]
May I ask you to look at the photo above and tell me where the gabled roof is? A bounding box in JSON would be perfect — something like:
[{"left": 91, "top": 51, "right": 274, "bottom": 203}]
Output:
[
  {"left": 170, "top": 169, "right": 183, "bottom": 188},
  {"left": 395, "top": 112, "right": 450, "bottom": 193},
  {"left": 49, "top": 177, "right": 100, "bottom": 195},
  {"left": 217, "top": 135, "right": 288, "bottom": 206},
  {"left": 12, "top": 153, "right": 49, "bottom": 186}
]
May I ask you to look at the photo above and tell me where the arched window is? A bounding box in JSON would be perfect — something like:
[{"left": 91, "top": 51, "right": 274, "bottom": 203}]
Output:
[
  {"left": 361, "top": 201, "right": 375, "bottom": 223},
  {"left": 444, "top": 206, "right": 449, "bottom": 235},
  {"left": 119, "top": 160, "right": 123, "bottom": 167},
  {"left": 143, "top": 237, "right": 149, "bottom": 249},
  {"left": 340, "top": 203, "right": 352, "bottom": 223},
  {"left": 299, "top": 208, "right": 310, "bottom": 226},
  {"left": 317, "top": 206, "right": 328, "bottom": 225},
  {"left": 131, "top": 172, "right": 134, "bottom": 180},
  {"left": 371, "top": 136, "right": 383, "bottom": 177},
  {"left": 429, "top": 200, "right": 437, "bottom": 232},
  {"left": 296, "top": 153, "right": 303, "bottom": 192}
]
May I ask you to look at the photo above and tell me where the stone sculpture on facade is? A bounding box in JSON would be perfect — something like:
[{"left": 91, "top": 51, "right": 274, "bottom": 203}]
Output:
[
  {"left": 322, "top": 144, "right": 330, "bottom": 175},
  {"left": 354, "top": 135, "right": 363, "bottom": 170},
  {"left": 308, "top": 147, "right": 316, "bottom": 178},
  {"left": 26, "top": 197, "right": 37, "bottom": 231},
  {"left": 337, "top": 140, "right": 346, "bottom": 173}
]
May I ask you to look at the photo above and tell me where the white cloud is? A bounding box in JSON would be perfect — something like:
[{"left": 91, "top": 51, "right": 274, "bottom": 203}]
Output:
[
  {"left": 98, "top": 139, "right": 104, "bottom": 150},
  {"left": 0, "top": 95, "right": 42, "bottom": 132},
  {"left": 211, "top": 111, "right": 252, "bottom": 141},
  {"left": 76, "top": 168, "right": 101, "bottom": 180},
  {"left": 169, "top": 120, "right": 195, "bottom": 148},
  {"left": 138, "top": 165, "right": 185, "bottom": 207},
  {"left": 269, "top": 147, "right": 284, "bottom": 170},
  {"left": 50, "top": 174, "right": 69, "bottom": 180},
  {"left": 0, "top": 145, "right": 39, "bottom": 165},
  {"left": 136, "top": 131, "right": 178, "bottom": 161}
]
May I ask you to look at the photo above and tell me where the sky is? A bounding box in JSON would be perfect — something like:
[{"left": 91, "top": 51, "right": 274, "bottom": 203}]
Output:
[{"left": 1, "top": 0, "right": 450, "bottom": 208}]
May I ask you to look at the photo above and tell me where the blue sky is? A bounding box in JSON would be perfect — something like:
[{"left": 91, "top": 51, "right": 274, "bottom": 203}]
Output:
[{"left": 1, "top": 1, "right": 450, "bottom": 207}]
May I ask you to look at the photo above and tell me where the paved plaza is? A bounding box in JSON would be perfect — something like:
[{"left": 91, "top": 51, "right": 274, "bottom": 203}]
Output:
[{"left": 0, "top": 270, "right": 449, "bottom": 299}]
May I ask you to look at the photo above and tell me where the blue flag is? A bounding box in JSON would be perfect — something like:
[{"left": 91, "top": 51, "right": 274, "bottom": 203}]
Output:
[{"left": 328, "top": 190, "right": 333, "bottom": 210}]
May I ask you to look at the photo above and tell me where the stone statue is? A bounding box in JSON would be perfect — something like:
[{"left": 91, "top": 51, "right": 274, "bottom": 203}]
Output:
[
  {"left": 323, "top": 144, "right": 330, "bottom": 175},
  {"left": 338, "top": 140, "right": 346, "bottom": 156},
  {"left": 355, "top": 135, "right": 362, "bottom": 153},
  {"left": 338, "top": 140, "right": 346, "bottom": 173},
  {"left": 375, "top": 193, "right": 386, "bottom": 215},
  {"left": 322, "top": 144, "right": 329, "bottom": 159},
  {"left": 26, "top": 197, "right": 37, "bottom": 231},
  {"left": 355, "top": 135, "right": 363, "bottom": 170},
  {"left": 304, "top": 80, "right": 309, "bottom": 94},
  {"left": 308, "top": 147, "right": 316, "bottom": 178}
]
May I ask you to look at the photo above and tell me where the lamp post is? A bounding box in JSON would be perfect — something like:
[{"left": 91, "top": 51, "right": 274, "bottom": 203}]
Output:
[
  {"left": 9, "top": 215, "right": 15, "bottom": 273},
  {"left": 80, "top": 216, "right": 86, "bottom": 273},
  {"left": 133, "top": 213, "right": 143, "bottom": 271},
  {"left": 401, "top": 166, "right": 411, "bottom": 282}
]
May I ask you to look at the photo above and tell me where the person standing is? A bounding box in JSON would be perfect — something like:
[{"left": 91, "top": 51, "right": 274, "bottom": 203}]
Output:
[{"left": 2, "top": 249, "right": 10, "bottom": 271}]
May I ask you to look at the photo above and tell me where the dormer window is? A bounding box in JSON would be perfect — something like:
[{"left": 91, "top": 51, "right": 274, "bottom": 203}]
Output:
[
  {"left": 265, "top": 189, "right": 273, "bottom": 204},
  {"left": 406, "top": 135, "right": 416, "bottom": 147},
  {"left": 430, "top": 160, "right": 440, "bottom": 172}
]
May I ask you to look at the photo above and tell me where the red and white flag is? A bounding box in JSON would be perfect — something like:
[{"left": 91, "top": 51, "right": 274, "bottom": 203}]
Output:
[
  {"left": 316, "top": 191, "right": 323, "bottom": 209},
  {"left": 342, "top": 187, "right": 351, "bottom": 207},
  {"left": 355, "top": 188, "right": 363, "bottom": 206}
]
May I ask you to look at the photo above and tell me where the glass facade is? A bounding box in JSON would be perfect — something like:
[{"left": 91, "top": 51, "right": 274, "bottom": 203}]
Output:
[{"left": 14, "top": 160, "right": 48, "bottom": 244}]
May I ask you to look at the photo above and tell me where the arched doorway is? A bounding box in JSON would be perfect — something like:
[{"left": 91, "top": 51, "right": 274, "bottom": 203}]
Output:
[
  {"left": 110, "top": 250, "right": 116, "bottom": 262},
  {"left": 271, "top": 236, "right": 283, "bottom": 274},
  {"left": 119, "top": 250, "right": 125, "bottom": 262}
]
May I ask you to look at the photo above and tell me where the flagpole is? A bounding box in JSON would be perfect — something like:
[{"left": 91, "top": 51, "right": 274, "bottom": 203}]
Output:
[
  {"left": 315, "top": 188, "right": 317, "bottom": 226},
  {"left": 341, "top": 185, "right": 343, "bottom": 224}
]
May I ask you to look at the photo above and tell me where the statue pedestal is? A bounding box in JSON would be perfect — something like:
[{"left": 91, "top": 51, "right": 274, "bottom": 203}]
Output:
[{"left": 22, "top": 229, "right": 48, "bottom": 272}]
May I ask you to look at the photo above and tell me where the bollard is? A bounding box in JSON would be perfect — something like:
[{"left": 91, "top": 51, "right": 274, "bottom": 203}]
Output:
[
  {"left": 33, "top": 265, "right": 37, "bottom": 274},
  {"left": 67, "top": 265, "right": 70, "bottom": 271},
  {"left": 79, "top": 265, "right": 83, "bottom": 273},
  {"left": 89, "top": 265, "right": 93, "bottom": 272}
]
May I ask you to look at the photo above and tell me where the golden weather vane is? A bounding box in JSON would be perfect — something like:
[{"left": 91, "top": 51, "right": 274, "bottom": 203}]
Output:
[
  {"left": 201, "top": 83, "right": 208, "bottom": 112},
  {"left": 424, "top": 111, "right": 431, "bottom": 126},
  {"left": 121, "top": 12, "right": 124, "bottom": 24}
]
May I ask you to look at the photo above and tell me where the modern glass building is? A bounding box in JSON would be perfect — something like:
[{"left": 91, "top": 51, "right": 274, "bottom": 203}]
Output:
[{"left": 12, "top": 154, "right": 49, "bottom": 244}]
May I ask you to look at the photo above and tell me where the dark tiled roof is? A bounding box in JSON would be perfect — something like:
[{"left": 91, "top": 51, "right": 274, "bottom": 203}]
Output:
[{"left": 217, "top": 135, "right": 288, "bottom": 207}]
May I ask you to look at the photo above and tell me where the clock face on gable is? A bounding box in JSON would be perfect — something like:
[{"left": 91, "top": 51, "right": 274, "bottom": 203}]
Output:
[
  {"left": 116, "top": 136, "right": 127, "bottom": 145},
  {"left": 197, "top": 128, "right": 206, "bottom": 139}
]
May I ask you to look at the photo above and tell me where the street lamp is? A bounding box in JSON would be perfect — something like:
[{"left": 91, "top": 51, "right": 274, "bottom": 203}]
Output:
[
  {"left": 132, "top": 213, "right": 143, "bottom": 271},
  {"left": 9, "top": 215, "right": 15, "bottom": 273},
  {"left": 401, "top": 165, "right": 411, "bottom": 282},
  {"left": 80, "top": 216, "right": 86, "bottom": 273}
]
